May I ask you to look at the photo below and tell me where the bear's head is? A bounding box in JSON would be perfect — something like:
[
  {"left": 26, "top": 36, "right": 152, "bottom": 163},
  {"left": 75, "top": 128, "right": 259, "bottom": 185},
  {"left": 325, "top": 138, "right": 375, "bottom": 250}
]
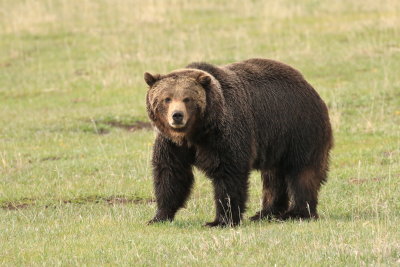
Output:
[{"left": 144, "top": 69, "right": 223, "bottom": 144}]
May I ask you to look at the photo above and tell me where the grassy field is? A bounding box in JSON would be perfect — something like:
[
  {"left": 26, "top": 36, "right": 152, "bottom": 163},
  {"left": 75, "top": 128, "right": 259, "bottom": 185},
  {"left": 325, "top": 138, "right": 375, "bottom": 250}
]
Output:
[{"left": 1, "top": 0, "right": 399, "bottom": 265}]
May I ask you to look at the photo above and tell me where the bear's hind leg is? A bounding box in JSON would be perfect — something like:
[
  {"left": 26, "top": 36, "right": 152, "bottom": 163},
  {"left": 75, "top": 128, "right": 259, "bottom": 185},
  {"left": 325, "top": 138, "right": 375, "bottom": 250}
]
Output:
[
  {"left": 278, "top": 167, "right": 321, "bottom": 220},
  {"left": 250, "top": 169, "right": 289, "bottom": 221}
]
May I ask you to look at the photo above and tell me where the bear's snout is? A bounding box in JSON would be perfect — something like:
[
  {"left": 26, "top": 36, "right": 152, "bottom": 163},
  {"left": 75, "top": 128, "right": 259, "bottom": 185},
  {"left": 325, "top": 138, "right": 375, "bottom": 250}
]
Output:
[
  {"left": 168, "top": 101, "right": 188, "bottom": 129},
  {"left": 172, "top": 111, "right": 184, "bottom": 124}
]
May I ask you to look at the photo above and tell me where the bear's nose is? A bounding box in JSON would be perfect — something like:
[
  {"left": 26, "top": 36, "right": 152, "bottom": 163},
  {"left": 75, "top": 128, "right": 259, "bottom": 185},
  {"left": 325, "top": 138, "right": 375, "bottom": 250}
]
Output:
[{"left": 172, "top": 111, "right": 184, "bottom": 124}]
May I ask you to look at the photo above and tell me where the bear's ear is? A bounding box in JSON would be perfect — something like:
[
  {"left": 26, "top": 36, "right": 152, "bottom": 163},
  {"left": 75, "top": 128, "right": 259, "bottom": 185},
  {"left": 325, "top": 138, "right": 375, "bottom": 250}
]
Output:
[
  {"left": 197, "top": 74, "right": 211, "bottom": 87},
  {"left": 144, "top": 72, "right": 161, "bottom": 87}
]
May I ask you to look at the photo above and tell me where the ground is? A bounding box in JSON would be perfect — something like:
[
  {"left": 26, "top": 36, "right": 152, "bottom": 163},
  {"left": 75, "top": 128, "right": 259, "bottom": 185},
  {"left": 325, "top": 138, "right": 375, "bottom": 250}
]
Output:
[{"left": 0, "top": 0, "right": 399, "bottom": 265}]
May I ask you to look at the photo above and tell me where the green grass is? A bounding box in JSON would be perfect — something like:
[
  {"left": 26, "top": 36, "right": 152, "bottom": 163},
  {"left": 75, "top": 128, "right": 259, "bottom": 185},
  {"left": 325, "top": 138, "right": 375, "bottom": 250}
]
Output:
[{"left": 1, "top": 0, "right": 399, "bottom": 265}]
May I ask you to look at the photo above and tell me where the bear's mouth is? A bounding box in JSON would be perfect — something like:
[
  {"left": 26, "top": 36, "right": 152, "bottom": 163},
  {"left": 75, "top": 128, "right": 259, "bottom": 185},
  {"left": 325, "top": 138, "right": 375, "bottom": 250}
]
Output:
[
  {"left": 169, "top": 124, "right": 187, "bottom": 132},
  {"left": 168, "top": 119, "right": 191, "bottom": 132},
  {"left": 170, "top": 122, "right": 186, "bottom": 129}
]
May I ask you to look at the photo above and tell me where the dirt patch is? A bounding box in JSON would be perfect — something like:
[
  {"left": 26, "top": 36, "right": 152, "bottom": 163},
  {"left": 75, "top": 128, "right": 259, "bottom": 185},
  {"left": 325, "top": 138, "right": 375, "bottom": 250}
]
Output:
[
  {"left": 106, "top": 120, "right": 152, "bottom": 132},
  {"left": 105, "top": 196, "right": 154, "bottom": 205},
  {"left": 82, "top": 115, "right": 152, "bottom": 134},
  {"left": 0, "top": 198, "right": 35, "bottom": 210},
  {"left": 2, "top": 203, "right": 31, "bottom": 210},
  {"left": 62, "top": 195, "right": 155, "bottom": 205},
  {"left": 40, "top": 156, "right": 63, "bottom": 161},
  {"left": 1, "top": 195, "right": 154, "bottom": 210}
]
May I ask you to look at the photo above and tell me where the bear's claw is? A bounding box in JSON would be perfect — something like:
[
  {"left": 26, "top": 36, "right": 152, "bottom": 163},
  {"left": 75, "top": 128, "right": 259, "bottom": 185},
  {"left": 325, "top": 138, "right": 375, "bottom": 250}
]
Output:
[
  {"left": 249, "top": 209, "right": 283, "bottom": 222},
  {"left": 276, "top": 211, "right": 319, "bottom": 221},
  {"left": 203, "top": 221, "right": 224, "bottom": 227},
  {"left": 203, "top": 219, "right": 240, "bottom": 227},
  {"left": 147, "top": 216, "right": 172, "bottom": 225}
]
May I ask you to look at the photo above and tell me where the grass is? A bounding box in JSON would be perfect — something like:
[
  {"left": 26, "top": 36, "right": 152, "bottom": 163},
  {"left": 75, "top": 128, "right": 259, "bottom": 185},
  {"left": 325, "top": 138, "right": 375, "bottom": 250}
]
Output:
[{"left": 0, "top": 0, "right": 399, "bottom": 265}]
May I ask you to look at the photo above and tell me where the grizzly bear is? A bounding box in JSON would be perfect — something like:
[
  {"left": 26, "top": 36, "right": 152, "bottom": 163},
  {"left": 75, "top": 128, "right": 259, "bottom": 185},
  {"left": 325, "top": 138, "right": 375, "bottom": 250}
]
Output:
[{"left": 144, "top": 58, "right": 333, "bottom": 227}]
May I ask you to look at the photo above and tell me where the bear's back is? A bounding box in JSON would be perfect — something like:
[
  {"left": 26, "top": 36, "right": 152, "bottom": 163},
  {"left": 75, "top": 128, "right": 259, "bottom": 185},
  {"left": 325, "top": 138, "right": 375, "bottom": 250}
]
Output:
[{"left": 224, "top": 58, "right": 332, "bottom": 170}]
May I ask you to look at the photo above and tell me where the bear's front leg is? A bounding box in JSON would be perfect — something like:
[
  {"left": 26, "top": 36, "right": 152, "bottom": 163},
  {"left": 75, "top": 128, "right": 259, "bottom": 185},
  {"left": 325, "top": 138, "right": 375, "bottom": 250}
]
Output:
[
  {"left": 205, "top": 169, "right": 249, "bottom": 227},
  {"left": 148, "top": 136, "right": 195, "bottom": 224}
]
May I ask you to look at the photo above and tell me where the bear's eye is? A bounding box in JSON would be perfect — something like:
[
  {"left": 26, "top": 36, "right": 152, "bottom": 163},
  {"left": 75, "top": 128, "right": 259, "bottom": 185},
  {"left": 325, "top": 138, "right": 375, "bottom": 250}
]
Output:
[
  {"left": 164, "top": 97, "right": 171, "bottom": 103},
  {"left": 183, "top": 97, "right": 190, "bottom": 103}
]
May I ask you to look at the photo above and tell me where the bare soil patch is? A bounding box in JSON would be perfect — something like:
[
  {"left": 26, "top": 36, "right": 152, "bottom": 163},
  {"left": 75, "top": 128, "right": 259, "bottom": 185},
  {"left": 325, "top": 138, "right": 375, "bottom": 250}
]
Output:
[
  {"left": 1, "top": 195, "right": 154, "bottom": 210},
  {"left": 82, "top": 115, "right": 152, "bottom": 134}
]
